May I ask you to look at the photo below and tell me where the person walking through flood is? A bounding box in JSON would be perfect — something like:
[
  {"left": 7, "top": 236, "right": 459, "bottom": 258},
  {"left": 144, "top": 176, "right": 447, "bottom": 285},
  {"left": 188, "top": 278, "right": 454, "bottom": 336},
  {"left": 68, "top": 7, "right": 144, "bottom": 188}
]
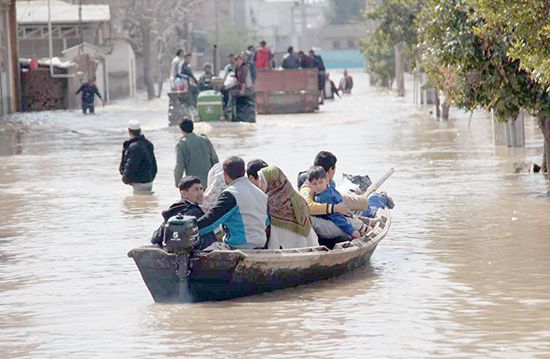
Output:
[
  {"left": 119, "top": 120, "right": 158, "bottom": 193},
  {"left": 151, "top": 176, "right": 217, "bottom": 250},
  {"left": 309, "top": 48, "right": 327, "bottom": 105},
  {"left": 324, "top": 73, "right": 341, "bottom": 100},
  {"left": 338, "top": 69, "right": 354, "bottom": 94},
  {"left": 75, "top": 79, "right": 103, "bottom": 114},
  {"left": 174, "top": 118, "right": 219, "bottom": 187},
  {"left": 197, "top": 156, "right": 269, "bottom": 250},
  {"left": 257, "top": 166, "right": 319, "bottom": 249}
]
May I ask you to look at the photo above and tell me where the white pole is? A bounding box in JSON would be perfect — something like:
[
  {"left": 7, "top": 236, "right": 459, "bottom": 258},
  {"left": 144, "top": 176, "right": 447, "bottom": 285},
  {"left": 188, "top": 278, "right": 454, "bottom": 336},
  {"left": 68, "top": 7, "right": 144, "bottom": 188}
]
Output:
[{"left": 48, "top": 0, "right": 75, "bottom": 78}]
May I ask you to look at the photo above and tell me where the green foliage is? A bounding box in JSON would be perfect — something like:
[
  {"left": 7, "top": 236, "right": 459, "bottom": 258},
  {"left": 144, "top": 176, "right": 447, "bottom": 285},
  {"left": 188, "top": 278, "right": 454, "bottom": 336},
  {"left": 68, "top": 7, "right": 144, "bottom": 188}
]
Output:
[
  {"left": 360, "top": 0, "right": 423, "bottom": 85},
  {"left": 365, "top": 0, "right": 422, "bottom": 57},
  {"left": 325, "top": 0, "right": 366, "bottom": 25},
  {"left": 466, "top": 0, "right": 550, "bottom": 85},
  {"left": 417, "top": 0, "right": 549, "bottom": 122},
  {"left": 205, "top": 25, "right": 254, "bottom": 62},
  {"left": 360, "top": 31, "right": 395, "bottom": 88}
]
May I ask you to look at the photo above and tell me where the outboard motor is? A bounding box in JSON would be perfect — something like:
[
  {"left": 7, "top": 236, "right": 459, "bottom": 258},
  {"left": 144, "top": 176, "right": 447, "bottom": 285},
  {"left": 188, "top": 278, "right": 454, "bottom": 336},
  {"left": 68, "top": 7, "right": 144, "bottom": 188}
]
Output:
[
  {"left": 163, "top": 214, "right": 200, "bottom": 302},
  {"left": 163, "top": 214, "right": 200, "bottom": 251}
]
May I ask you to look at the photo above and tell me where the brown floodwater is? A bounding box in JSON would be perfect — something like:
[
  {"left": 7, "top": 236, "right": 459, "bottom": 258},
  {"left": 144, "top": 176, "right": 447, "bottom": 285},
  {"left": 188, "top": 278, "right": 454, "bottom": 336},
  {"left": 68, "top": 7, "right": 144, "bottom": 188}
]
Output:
[{"left": 1, "top": 71, "right": 550, "bottom": 358}]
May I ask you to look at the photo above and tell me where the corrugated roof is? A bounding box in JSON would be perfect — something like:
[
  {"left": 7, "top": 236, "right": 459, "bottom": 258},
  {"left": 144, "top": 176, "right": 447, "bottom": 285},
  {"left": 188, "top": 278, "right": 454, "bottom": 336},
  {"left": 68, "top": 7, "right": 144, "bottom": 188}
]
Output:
[{"left": 17, "top": 0, "right": 110, "bottom": 24}]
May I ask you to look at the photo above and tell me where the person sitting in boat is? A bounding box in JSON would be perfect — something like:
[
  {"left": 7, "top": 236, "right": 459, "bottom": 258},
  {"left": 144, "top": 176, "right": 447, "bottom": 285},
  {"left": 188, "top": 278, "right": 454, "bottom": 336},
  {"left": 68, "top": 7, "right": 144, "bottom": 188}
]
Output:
[
  {"left": 257, "top": 166, "right": 319, "bottom": 249},
  {"left": 299, "top": 151, "right": 378, "bottom": 242},
  {"left": 197, "top": 156, "right": 269, "bottom": 250},
  {"left": 151, "top": 176, "right": 217, "bottom": 250},
  {"left": 306, "top": 166, "right": 370, "bottom": 240},
  {"left": 201, "top": 162, "right": 225, "bottom": 213},
  {"left": 246, "top": 159, "right": 269, "bottom": 188}
]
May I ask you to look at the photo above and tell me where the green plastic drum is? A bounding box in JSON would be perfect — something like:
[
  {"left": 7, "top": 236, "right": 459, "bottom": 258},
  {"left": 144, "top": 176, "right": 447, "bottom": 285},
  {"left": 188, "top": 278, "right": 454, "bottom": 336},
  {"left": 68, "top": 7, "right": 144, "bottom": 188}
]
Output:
[{"left": 197, "top": 90, "right": 224, "bottom": 122}]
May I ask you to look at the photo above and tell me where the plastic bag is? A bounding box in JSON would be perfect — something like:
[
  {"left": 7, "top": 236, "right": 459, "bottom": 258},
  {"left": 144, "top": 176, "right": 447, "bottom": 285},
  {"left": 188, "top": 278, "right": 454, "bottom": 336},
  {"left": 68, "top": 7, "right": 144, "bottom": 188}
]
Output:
[
  {"left": 224, "top": 73, "right": 238, "bottom": 89},
  {"left": 339, "top": 173, "right": 372, "bottom": 195},
  {"left": 175, "top": 77, "right": 188, "bottom": 92}
]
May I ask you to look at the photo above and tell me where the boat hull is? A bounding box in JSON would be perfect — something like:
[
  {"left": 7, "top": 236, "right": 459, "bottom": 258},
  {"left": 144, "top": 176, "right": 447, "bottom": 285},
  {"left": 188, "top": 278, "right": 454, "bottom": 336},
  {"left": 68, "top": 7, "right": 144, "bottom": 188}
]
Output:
[{"left": 128, "top": 210, "right": 391, "bottom": 303}]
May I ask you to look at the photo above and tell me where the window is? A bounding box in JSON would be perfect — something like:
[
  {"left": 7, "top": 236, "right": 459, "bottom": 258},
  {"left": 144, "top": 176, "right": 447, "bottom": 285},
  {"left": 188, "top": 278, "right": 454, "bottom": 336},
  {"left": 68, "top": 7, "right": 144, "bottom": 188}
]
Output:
[
  {"left": 333, "top": 40, "right": 340, "bottom": 49},
  {"left": 348, "top": 40, "right": 356, "bottom": 49}
]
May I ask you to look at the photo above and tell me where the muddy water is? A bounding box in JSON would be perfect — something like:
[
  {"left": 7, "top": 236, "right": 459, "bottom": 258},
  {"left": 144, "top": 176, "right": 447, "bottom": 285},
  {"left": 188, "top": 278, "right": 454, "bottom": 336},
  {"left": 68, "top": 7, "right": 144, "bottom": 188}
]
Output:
[{"left": 1, "top": 71, "right": 550, "bottom": 358}]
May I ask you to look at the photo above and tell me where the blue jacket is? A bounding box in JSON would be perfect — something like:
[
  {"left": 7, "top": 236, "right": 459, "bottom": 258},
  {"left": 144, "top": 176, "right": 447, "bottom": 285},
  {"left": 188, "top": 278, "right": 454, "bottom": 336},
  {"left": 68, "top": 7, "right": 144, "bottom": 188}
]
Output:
[
  {"left": 76, "top": 83, "right": 101, "bottom": 105},
  {"left": 197, "top": 177, "right": 269, "bottom": 249},
  {"left": 314, "top": 181, "right": 355, "bottom": 235}
]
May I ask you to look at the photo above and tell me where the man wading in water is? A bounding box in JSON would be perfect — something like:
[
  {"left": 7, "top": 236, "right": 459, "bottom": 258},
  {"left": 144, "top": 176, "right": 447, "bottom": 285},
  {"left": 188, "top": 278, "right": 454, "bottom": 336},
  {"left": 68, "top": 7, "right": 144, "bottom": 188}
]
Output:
[
  {"left": 119, "top": 120, "right": 158, "bottom": 193},
  {"left": 174, "top": 118, "right": 219, "bottom": 188},
  {"left": 76, "top": 79, "right": 103, "bottom": 114}
]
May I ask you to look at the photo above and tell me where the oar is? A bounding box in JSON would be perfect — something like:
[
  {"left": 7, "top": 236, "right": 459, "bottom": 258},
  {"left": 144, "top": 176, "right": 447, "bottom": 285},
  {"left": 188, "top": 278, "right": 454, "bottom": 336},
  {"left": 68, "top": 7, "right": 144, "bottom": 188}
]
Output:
[{"left": 363, "top": 168, "right": 395, "bottom": 197}]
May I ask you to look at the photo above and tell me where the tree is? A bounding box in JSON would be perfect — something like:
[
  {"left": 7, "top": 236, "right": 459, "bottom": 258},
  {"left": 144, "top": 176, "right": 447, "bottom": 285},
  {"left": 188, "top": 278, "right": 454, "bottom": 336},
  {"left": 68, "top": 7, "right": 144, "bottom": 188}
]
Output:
[
  {"left": 325, "top": 0, "right": 366, "bottom": 25},
  {"left": 467, "top": 0, "right": 550, "bottom": 85},
  {"left": 111, "top": 0, "right": 202, "bottom": 100},
  {"left": 203, "top": 7, "right": 255, "bottom": 68},
  {"left": 466, "top": 0, "right": 550, "bottom": 171},
  {"left": 361, "top": 0, "right": 423, "bottom": 91},
  {"left": 417, "top": 0, "right": 550, "bottom": 171},
  {"left": 360, "top": 30, "right": 395, "bottom": 88}
]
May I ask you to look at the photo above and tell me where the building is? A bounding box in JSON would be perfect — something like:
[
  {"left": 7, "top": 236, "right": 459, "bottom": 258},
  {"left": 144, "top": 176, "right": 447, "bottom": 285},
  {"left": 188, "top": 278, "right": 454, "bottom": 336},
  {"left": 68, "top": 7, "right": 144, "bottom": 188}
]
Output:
[
  {"left": 16, "top": 0, "right": 110, "bottom": 59},
  {"left": 243, "top": 0, "right": 329, "bottom": 51},
  {"left": 304, "top": 24, "right": 367, "bottom": 68},
  {"left": 1, "top": 0, "right": 18, "bottom": 118},
  {"left": 16, "top": 0, "right": 137, "bottom": 110},
  {"left": 103, "top": 38, "right": 136, "bottom": 100}
]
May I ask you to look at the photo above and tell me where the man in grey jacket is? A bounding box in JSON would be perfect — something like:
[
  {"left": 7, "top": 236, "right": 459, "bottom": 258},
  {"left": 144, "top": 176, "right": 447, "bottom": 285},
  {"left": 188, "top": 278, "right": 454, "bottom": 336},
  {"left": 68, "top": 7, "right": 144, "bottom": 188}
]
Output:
[{"left": 198, "top": 156, "right": 269, "bottom": 250}]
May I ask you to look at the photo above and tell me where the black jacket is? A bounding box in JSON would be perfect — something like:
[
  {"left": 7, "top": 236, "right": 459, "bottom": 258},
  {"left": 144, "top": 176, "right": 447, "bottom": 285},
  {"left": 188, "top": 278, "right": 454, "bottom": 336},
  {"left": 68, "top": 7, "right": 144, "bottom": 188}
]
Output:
[
  {"left": 119, "top": 135, "right": 157, "bottom": 184},
  {"left": 151, "top": 200, "right": 217, "bottom": 250}
]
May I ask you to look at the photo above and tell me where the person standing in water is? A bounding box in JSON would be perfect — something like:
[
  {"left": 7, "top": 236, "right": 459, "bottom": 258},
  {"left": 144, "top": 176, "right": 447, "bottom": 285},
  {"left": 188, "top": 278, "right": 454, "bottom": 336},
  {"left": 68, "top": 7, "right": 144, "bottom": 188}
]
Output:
[
  {"left": 119, "top": 120, "right": 158, "bottom": 193},
  {"left": 76, "top": 79, "right": 103, "bottom": 114}
]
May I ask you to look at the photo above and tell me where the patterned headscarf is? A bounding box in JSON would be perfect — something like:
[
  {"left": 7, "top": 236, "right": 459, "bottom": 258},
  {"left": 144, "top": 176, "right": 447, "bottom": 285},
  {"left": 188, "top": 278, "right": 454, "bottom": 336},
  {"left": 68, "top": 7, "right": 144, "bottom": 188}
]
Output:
[{"left": 260, "top": 166, "right": 312, "bottom": 237}]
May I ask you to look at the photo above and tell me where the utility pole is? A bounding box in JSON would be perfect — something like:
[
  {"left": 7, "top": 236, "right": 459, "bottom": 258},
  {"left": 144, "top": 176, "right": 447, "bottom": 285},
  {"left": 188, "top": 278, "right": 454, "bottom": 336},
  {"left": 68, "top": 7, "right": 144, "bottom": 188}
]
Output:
[
  {"left": 213, "top": 0, "right": 219, "bottom": 73},
  {"left": 79, "top": 0, "right": 83, "bottom": 52},
  {"left": 300, "top": 0, "right": 306, "bottom": 50}
]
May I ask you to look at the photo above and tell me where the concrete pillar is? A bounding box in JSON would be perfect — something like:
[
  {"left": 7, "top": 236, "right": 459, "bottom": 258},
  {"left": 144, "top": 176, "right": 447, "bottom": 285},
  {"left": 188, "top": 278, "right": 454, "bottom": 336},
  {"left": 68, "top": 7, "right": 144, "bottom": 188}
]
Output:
[
  {"left": 492, "top": 110, "right": 525, "bottom": 147},
  {"left": 394, "top": 42, "right": 405, "bottom": 97}
]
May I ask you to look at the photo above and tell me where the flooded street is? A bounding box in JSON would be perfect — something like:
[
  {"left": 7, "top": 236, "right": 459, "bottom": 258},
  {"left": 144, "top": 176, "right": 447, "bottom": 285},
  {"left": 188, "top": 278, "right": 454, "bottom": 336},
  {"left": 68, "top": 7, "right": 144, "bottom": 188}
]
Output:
[{"left": 1, "top": 71, "right": 550, "bottom": 358}]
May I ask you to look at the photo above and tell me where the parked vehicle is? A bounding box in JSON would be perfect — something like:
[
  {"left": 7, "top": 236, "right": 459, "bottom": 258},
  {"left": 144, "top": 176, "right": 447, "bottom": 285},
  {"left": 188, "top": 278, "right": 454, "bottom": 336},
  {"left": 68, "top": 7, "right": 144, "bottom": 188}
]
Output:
[{"left": 255, "top": 68, "right": 320, "bottom": 114}]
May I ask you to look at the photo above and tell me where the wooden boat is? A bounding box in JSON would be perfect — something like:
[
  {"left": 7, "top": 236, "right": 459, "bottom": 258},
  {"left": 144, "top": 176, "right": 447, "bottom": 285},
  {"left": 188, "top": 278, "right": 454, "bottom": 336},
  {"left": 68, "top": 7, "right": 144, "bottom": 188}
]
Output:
[{"left": 128, "top": 208, "right": 391, "bottom": 303}]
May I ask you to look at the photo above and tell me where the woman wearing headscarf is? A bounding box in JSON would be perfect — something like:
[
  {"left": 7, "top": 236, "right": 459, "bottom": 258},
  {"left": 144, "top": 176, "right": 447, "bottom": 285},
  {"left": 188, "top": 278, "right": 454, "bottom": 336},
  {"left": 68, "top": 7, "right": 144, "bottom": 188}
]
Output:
[{"left": 258, "top": 166, "right": 319, "bottom": 249}]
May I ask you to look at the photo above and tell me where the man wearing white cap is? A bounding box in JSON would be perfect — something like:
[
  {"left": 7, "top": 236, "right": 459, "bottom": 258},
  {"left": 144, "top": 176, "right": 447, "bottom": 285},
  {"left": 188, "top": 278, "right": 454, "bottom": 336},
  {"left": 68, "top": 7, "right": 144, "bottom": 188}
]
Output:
[{"left": 119, "top": 120, "right": 158, "bottom": 192}]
